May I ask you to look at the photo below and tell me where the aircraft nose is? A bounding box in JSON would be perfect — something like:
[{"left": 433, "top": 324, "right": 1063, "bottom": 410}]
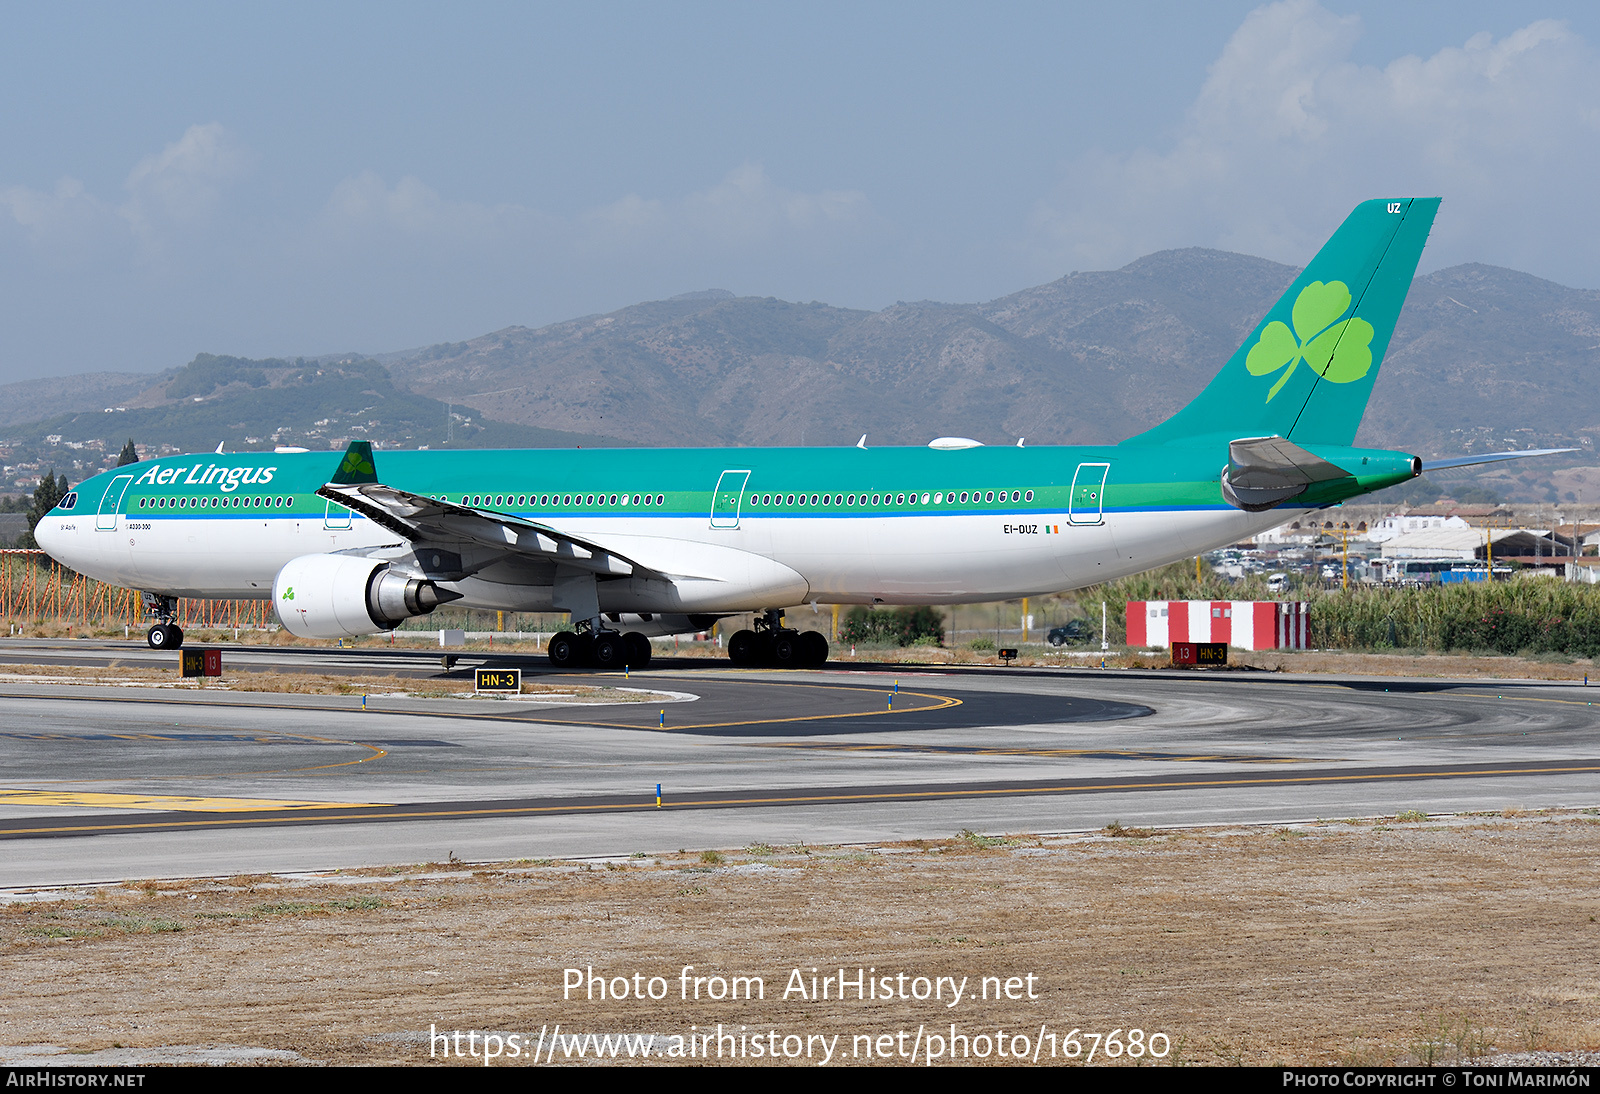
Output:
[{"left": 32, "top": 515, "right": 63, "bottom": 556}]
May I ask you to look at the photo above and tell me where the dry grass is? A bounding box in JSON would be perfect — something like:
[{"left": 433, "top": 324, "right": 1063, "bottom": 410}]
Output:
[
  {"left": 1228, "top": 648, "right": 1599, "bottom": 680},
  {"left": 0, "top": 663, "right": 659, "bottom": 701},
  {"left": 4, "top": 813, "right": 1599, "bottom": 1065},
  {"left": 850, "top": 644, "right": 1600, "bottom": 680},
  {"left": 13, "top": 620, "right": 1600, "bottom": 680}
]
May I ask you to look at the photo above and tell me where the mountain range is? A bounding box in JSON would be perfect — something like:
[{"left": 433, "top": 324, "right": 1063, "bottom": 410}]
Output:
[
  {"left": 4, "top": 249, "right": 1599, "bottom": 503},
  {"left": 375, "top": 254, "right": 1600, "bottom": 461}
]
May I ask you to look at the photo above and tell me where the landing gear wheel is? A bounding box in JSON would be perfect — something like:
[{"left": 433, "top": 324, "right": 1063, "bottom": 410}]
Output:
[
  {"left": 770, "top": 631, "right": 800, "bottom": 667},
  {"left": 146, "top": 623, "right": 182, "bottom": 650},
  {"left": 728, "top": 629, "right": 758, "bottom": 666},
  {"left": 623, "top": 631, "right": 652, "bottom": 668},
  {"left": 800, "top": 630, "right": 829, "bottom": 666},
  {"left": 754, "top": 631, "right": 776, "bottom": 664},
  {"left": 547, "top": 631, "right": 581, "bottom": 668},
  {"left": 591, "top": 632, "right": 625, "bottom": 669}
]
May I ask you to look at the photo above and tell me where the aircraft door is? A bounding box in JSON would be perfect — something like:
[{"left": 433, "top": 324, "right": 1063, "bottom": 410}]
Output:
[
  {"left": 709, "top": 470, "right": 751, "bottom": 529},
  {"left": 95, "top": 475, "right": 134, "bottom": 531},
  {"left": 1068, "top": 463, "right": 1109, "bottom": 525},
  {"left": 324, "top": 499, "right": 353, "bottom": 530}
]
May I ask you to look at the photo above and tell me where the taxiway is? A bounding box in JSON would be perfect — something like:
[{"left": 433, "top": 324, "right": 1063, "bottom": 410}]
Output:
[{"left": 2, "top": 640, "right": 1598, "bottom": 887}]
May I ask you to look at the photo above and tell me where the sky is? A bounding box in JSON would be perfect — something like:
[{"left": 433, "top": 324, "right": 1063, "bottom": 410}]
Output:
[{"left": 2, "top": 0, "right": 1599, "bottom": 382}]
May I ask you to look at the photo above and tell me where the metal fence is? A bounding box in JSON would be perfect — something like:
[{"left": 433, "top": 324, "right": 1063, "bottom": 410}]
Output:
[{"left": 0, "top": 551, "right": 273, "bottom": 632}]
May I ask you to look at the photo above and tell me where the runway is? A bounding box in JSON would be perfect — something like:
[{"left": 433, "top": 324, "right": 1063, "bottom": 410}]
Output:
[{"left": 3, "top": 639, "right": 1599, "bottom": 886}]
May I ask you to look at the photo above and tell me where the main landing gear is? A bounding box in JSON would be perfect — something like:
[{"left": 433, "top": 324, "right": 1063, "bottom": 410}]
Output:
[
  {"left": 728, "top": 610, "right": 828, "bottom": 668},
  {"left": 547, "top": 620, "right": 652, "bottom": 670},
  {"left": 142, "top": 593, "right": 184, "bottom": 650}
]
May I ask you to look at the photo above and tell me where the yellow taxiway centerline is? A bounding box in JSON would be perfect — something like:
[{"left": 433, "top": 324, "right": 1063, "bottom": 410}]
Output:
[
  {"left": 0, "top": 789, "right": 388, "bottom": 812},
  {"left": 8, "top": 760, "right": 1600, "bottom": 837}
]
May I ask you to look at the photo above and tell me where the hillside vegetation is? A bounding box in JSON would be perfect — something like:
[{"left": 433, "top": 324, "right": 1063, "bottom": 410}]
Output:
[{"left": 380, "top": 254, "right": 1600, "bottom": 463}]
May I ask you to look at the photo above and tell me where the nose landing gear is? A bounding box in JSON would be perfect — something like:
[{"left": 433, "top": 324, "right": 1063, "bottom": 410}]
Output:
[
  {"left": 146, "top": 622, "right": 184, "bottom": 649},
  {"left": 142, "top": 593, "right": 184, "bottom": 650}
]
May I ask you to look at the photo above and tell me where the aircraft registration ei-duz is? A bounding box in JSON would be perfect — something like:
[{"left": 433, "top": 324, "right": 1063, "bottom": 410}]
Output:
[{"left": 35, "top": 198, "right": 1566, "bottom": 668}]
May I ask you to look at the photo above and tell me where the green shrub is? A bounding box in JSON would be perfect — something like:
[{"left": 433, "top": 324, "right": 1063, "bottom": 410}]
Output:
[
  {"left": 1083, "top": 561, "right": 1600, "bottom": 656},
  {"left": 840, "top": 606, "right": 945, "bottom": 647},
  {"left": 1310, "top": 583, "right": 1600, "bottom": 656}
]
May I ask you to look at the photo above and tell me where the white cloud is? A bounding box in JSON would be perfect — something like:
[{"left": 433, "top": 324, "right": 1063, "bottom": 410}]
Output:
[
  {"left": 582, "top": 163, "right": 875, "bottom": 253},
  {"left": 0, "top": 177, "right": 117, "bottom": 259},
  {"left": 0, "top": 123, "right": 251, "bottom": 265},
  {"left": 321, "top": 171, "right": 550, "bottom": 243},
  {"left": 120, "top": 123, "right": 252, "bottom": 242},
  {"left": 293, "top": 162, "right": 884, "bottom": 343},
  {"left": 684, "top": 162, "right": 872, "bottom": 242},
  {"left": 320, "top": 161, "right": 878, "bottom": 264},
  {"left": 1032, "top": 1, "right": 1600, "bottom": 283}
]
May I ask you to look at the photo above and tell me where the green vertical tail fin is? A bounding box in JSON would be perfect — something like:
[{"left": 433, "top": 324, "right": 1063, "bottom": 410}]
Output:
[{"left": 1125, "top": 197, "right": 1439, "bottom": 448}]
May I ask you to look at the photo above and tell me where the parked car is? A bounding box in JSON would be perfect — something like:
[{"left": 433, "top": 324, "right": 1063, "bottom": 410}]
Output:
[{"left": 1047, "top": 619, "right": 1091, "bottom": 646}]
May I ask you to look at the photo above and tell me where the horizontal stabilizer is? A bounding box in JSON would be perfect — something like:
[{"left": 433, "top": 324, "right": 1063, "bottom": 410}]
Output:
[
  {"left": 1221, "top": 435, "right": 1353, "bottom": 513},
  {"left": 1420, "top": 448, "right": 1576, "bottom": 472}
]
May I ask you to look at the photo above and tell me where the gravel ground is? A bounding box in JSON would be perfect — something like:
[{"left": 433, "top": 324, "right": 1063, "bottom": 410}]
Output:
[{"left": 4, "top": 810, "right": 1599, "bottom": 1066}]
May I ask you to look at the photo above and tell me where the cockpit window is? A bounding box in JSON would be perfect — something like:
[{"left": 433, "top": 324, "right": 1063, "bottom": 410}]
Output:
[{"left": 58, "top": 492, "right": 77, "bottom": 510}]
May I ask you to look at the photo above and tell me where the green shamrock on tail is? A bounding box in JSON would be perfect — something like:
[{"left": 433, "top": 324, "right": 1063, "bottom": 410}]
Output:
[{"left": 1245, "top": 280, "right": 1375, "bottom": 402}]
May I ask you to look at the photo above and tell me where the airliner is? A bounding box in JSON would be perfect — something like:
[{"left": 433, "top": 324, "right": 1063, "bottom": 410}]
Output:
[{"left": 33, "top": 198, "right": 1557, "bottom": 668}]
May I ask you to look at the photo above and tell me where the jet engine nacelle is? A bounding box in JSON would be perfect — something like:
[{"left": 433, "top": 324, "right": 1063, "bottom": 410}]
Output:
[{"left": 273, "top": 553, "right": 457, "bottom": 639}]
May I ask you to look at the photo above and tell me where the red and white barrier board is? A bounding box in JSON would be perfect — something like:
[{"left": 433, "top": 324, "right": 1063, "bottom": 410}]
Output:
[{"left": 1125, "top": 600, "right": 1308, "bottom": 651}]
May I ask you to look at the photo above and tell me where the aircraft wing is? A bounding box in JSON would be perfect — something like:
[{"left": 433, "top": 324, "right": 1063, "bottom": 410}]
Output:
[{"left": 317, "top": 480, "right": 655, "bottom": 579}]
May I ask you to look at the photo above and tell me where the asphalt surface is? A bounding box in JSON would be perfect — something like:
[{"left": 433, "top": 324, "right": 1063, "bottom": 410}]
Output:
[{"left": 2, "top": 638, "right": 1599, "bottom": 886}]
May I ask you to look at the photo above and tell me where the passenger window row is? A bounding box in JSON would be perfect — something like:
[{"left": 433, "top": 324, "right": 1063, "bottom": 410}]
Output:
[
  {"left": 445, "top": 494, "right": 668, "bottom": 508},
  {"left": 433, "top": 489, "right": 1040, "bottom": 509},
  {"left": 129, "top": 487, "right": 1041, "bottom": 513},
  {"left": 139, "top": 496, "right": 291, "bottom": 509},
  {"left": 750, "top": 489, "right": 1036, "bottom": 507}
]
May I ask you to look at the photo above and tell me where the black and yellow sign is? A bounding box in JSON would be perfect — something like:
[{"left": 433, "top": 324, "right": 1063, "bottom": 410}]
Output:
[
  {"left": 475, "top": 668, "right": 522, "bottom": 693},
  {"left": 180, "top": 649, "right": 222, "bottom": 677}
]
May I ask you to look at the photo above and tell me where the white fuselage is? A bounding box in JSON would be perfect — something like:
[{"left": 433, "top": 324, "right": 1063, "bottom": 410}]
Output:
[{"left": 37, "top": 502, "right": 1304, "bottom": 615}]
